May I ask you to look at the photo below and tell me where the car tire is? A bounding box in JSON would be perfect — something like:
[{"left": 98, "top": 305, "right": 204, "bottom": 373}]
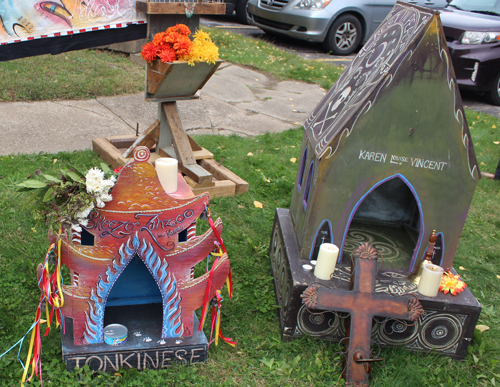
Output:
[
  {"left": 488, "top": 71, "right": 500, "bottom": 106},
  {"left": 235, "top": 0, "right": 249, "bottom": 24},
  {"left": 322, "top": 14, "right": 363, "bottom": 55}
]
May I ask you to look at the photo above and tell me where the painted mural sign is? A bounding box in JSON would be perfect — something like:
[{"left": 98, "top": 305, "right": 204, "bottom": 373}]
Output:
[{"left": 0, "top": 1, "right": 145, "bottom": 45}]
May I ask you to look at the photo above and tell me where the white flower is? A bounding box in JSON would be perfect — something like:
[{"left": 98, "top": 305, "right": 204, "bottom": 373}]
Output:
[
  {"left": 99, "top": 193, "right": 113, "bottom": 203},
  {"left": 85, "top": 168, "right": 106, "bottom": 193},
  {"left": 76, "top": 204, "right": 94, "bottom": 220},
  {"left": 96, "top": 198, "right": 105, "bottom": 208},
  {"left": 79, "top": 219, "right": 89, "bottom": 227},
  {"left": 85, "top": 169, "right": 116, "bottom": 194}
]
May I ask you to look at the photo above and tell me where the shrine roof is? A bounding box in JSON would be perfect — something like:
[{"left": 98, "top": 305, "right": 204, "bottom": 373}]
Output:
[
  {"left": 304, "top": 3, "right": 437, "bottom": 159},
  {"left": 101, "top": 148, "right": 207, "bottom": 213}
]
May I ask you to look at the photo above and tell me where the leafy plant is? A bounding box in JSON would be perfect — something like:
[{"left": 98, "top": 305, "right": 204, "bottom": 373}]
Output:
[{"left": 17, "top": 162, "right": 116, "bottom": 232}]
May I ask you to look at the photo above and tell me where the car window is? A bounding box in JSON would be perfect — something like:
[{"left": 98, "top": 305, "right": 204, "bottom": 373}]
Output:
[{"left": 448, "top": 0, "right": 500, "bottom": 12}]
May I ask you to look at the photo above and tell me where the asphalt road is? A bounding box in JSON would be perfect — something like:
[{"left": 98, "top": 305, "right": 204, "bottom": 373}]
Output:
[{"left": 201, "top": 15, "right": 500, "bottom": 118}]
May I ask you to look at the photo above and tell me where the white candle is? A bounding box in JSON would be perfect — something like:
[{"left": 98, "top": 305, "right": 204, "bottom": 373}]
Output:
[
  {"left": 155, "top": 158, "right": 178, "bottom": 193},
  {"left": 417, "top": 263, "right": 444, "bottom": 297},
  {"left": 314, "top": 243, "right": 339, "bottom": 280}
]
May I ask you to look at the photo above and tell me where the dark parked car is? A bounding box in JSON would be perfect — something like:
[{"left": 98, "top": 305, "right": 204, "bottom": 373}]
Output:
[
  {"left": 225, "top": 0, "right": 251, "bottom": 24},
  {"left": 440, "top": 0, "right": 500, "bottom": 105}
]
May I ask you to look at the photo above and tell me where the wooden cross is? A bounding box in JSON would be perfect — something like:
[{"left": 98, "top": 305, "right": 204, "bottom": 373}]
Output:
[{"left": 301, "top": 243, "right": 423, "bottom": 386}]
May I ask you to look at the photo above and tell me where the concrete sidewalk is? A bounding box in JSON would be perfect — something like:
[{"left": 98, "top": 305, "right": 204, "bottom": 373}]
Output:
[{"left": 0, "top": 62, "right": 326, "bottom": 156}]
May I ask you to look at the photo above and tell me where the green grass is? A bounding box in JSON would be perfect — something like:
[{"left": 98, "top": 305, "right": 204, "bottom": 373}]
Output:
[
  {"left": 1, "top": 111, "right": 500, "bottom": 386},
  {"left": 0, "top": 49, "right": 145, "bottom": 101},
  {"left": 0, "top": 27, "right": 343, "bottom": 103}
]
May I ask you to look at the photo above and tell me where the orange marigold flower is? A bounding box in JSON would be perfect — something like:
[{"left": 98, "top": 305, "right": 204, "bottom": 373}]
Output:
[
  {"left": 141, "top": 42, "right": 158, "bottom": 63},
  {"left": 439, "top": 271, "right": 467, "bottom": 296},
  {"left": 156, "top": 43, "right": 173, "bottom": 53},
  {"left": 173, "top": 34, "right": 193, "bottom": 57},
  {"left": 166, "top": 24, "right": 191, "bottom": 36},
  {"left": 158, "top": 47, "right": 177, "bottom": 63},
  {"left": 152, "top": 32, "right": 166, "bottom": 47}
]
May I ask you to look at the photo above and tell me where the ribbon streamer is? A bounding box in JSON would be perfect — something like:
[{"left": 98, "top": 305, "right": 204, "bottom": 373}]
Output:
[
  {"left": 198, "top": 205, "right": 234, "bottom": 336},
  {"left": 21, "top": 230, "right": 66, "bottom": 386}
]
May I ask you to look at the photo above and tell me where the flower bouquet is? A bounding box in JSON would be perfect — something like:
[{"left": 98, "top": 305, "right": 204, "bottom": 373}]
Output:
[
  {"left": 141, "top": 24, "right": 222, "bottom": 99},
  {"left": 17, "top": 164, "right": 117, "bottom": 233}
]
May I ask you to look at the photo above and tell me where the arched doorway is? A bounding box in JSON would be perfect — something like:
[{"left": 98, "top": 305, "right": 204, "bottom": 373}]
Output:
[
  {"left": 104, "top": 254, "right": 164, "bottom": 328},
  {"left": 340, "top": 174, "right": 424, "bottom": 272}
]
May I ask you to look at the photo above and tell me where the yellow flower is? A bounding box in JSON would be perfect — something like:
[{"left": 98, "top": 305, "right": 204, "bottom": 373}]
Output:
[{"left": 187, "top": 29, "right": 220, "bottom": 65}]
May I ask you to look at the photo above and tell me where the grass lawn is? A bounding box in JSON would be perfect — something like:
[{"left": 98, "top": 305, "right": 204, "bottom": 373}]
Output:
[
  {"left": 0, "top": 27, "right": 342, "bottom": 103},
  {"left": 0, "top": 27, "right": 500, "bottom": 387}
]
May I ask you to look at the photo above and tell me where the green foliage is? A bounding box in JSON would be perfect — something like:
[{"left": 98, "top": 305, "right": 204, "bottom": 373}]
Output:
[
  {"left": 16, "top": 161, "right": 116, "bottom": 232},
  {"left": 0, "top": 49, "right": 144, "bottom": 102}
]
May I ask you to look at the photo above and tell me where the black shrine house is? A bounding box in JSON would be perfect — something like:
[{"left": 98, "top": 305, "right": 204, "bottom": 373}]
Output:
[{"left": 269, "top": 2, "right": 481, "bottom": 359}]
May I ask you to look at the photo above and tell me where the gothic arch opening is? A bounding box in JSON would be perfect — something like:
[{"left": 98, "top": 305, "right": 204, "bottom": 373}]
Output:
[
  {"left": 341, "top": 175, "right": 423, "bottom": 272},
  {"left": 104, "top": 253, "right": 163, "bottom": 330}
]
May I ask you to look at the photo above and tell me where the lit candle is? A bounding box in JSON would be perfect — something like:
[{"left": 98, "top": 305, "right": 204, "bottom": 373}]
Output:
[
  {"left": 314, "top": 243, "right": 339, "bottom": 280},
  {"left": 417, "top": 263, "right": 444, "bottom": 297},
  {"left": 155, "top": 158, "right": 178, "bottom": 193}
]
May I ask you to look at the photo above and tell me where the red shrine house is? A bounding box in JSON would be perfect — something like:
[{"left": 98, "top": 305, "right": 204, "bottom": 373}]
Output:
[{"left": 56, "top": 147, "right": 231, "bottom": 346}]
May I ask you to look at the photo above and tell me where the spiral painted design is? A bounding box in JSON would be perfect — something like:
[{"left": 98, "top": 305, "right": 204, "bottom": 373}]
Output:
[
  {"left": 344, "top": 227, "right": 403, "bottom": 262},
  {"left": 134, "top": 146, "right": 150, "bottom": 162}
]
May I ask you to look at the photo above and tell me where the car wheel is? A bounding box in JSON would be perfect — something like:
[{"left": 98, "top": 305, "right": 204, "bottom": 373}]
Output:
[
  {"left": 235, "top": 0, "right": 249, "bottom": 24},
  {"left": 488, "top": 71, "right": 500, "bottom": 106},
  {"left": 322, "top": 14, "right": 362, "bottom": 55}
]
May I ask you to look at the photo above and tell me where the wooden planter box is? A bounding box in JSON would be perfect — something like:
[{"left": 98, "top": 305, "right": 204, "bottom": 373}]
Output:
[{"left": 146, "top": 60, "right": 221, "bottom": 100}]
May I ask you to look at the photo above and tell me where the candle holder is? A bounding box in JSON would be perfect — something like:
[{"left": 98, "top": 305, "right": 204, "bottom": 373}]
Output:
[
  {"left": 314, "top": 243, "right": 339, "bottom": 280},
  {"left": 417, "top": 263, "right": 444, "bottom": 297},
  {"left": 155, "top": 157, "right": 178, "bottom": 193}
]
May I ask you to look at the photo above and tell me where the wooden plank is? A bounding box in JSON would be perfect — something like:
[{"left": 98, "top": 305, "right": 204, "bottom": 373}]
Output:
[
  {"left": 147, "top": 79, "right": 158, "bottom": 95},
  {"left": 92, "top": 138, "right": 128, "bottom": 170},
  {"left": 147, "top": 68, "right": 165, "bottom": 85},
  {"left": 184, "top": 175, "right": 215, "bottom": 188},
  {"left": 159, "top": 145, "right": 213, "bottom": 160},
  {"left": 148, "top": 60, "right": 172, "bottom": 74},
  {"left": 190, "top": 180, "right": 236, "bottom": 198},
  {"left": 106, "top": 134, "right": 138, "bottom": 141},
  {"left": 136, "top": 1, "right": 226, "bottom": 15},
  {"left": 108, "top": 137, "right": 137, "bottom": 149},
  {"left": 162, "top": 102, "right": 196, "bottom": 165},
  {"left": 147, "top": 62, "right": 174, "bottom": 95},
  {"left": 193, "top": 149, "right": 214, "bottom": 160},
  {"left": 199, "top": 158, "right": 249, "bottom": 194},
  {"left": 180, "top": 163, "right": 213, "bottom": 185},
  {"left": 188, "top": 135, "right": 203, "bottom": 151},
  {"left": 123, "top": 120, "right": 160, "bottom": 158}
]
